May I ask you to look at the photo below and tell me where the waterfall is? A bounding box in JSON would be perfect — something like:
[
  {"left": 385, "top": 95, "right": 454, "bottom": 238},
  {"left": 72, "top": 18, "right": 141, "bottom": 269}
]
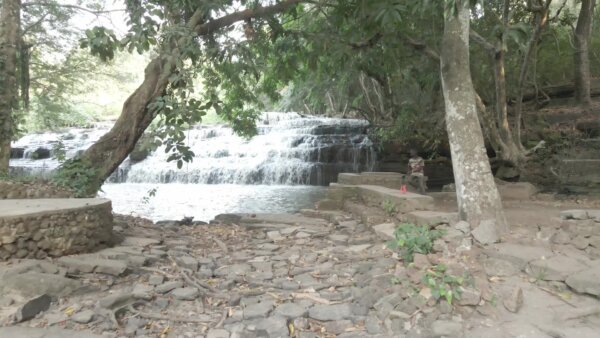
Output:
[{"left": 10, "top": 113, "right": 377, "bottom": 185}]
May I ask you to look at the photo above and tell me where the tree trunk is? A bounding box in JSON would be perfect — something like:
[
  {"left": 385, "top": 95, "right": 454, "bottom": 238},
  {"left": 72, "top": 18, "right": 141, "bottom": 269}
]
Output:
[
  {"left": 0, "top": 0, "right": 21, "bottom": 174},
  {"left": 574, "top": 0, "right": 595, "bottom": 107},
  {"left": 440, "top": 0, "right": 508, "bottom": 236},
  {"left": 65, "top": 0, "right": 302, "bottom": 194}
]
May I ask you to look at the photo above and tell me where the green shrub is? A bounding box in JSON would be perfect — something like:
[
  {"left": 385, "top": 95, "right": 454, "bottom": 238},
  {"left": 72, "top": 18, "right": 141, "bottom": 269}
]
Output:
[
  {"left": 423, "top": 264, "right": 464, "bottom": 305},
  {"left": 387, "top": 223, "right": 445, "bottom": 262}
]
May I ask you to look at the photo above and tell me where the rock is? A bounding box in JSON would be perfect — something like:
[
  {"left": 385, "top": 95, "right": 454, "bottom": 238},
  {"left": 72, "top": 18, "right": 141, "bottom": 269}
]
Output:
[
  {"left": 406, "top": 211, "right": 459, "bottom": 226},
  {"left": 413, "top": 253, "right": 430, "bottom": 270},
  {"left": 243, "top": 301, "right": 274, "bottom": 319},
  {"left": 155, "top": 281, "right": 183, "bottom": 294},
  {"left": 15, "top": 294, "right": 51, "bottom": 322},
  {"left": 213, "top": 213, "right": 242, "bottom": 224},
  {"left": 121, "top": 236, "right": 161, "bottom": 247},
  {"left": 57, "top": 256, "right": 127, "bottom": 276},
  {"left": 431, "top": 320, "right": 462, "bottom": 337},
  {"left": 174, "top": 255, "right": 199, "bottom": 271},
  {"left": 308, "top": 303, "right": 352, "bottom": 321},
  {"left": 274, "top": 302, "right": 307, "bottom": 318},
  {"left": 72, "top": 310, "right": 95, "bottom": 324},
  {"left": 471, "top": 219, "right": 499, "bottom": 245},
  {"left": 483, "top": 257, "right": 520, "bottom": 277},
  {"left": 171, "top": 287, "right": 199, "bottom": 301},
  {"left": 345, "top": 244, "right": 372, "bottom": 252},
  {"left": 560, "top": 210, "right": 589, "bottom": 220},
  {"left": 503, "top": 287, "right": 523, "bottom": 313},
  {"left": 484, "top": 243, "right": 554, "bottom": 270},
  {"left": 148, "top": 275, "right": 164, "bottom": 285},
  {"left": 454, "top": 221, "right": 470, "bottom": 234},
  {"left": 0, "top": 327, "right": 105, "bottom": 338},
  {"left": 373, "top": 223, "right": 396, "bottom": 241},
  {"left": 245, "top": 315, "right": 289, "bottom": 337},
  {"left": 323, "top": 320, "right": 354, "bottom": 334},
  {"left": 365, "top": 316, "right": 383, "bottom": 334},
  {"left": 207, "top": 328, "right": 230, "bottom": 338},
  {"left": 31, "top": 147, "right": 51, "bottom": 159},
  {"left": 551, "top": 230, "right": 571, "bottom": 245},
  {"left": 571, "top": 236, "right": 590, "bottom": 250},
  {"left": 266, "top": 231, "right": 284, "bottom": 242},
  {"left": 0, "top": 272, "right": 81, "bottom": 298},
  {"left": 565, "top": 263, "right": 600, "bottom": 296},
  {"left": 527, "top": 255, "right": 588, "bottom": 281},
  {"left": 458, "top": 287, "right": 481, "bottom": 306},
  {"left": 98, "top": 293, "right": 134, "bottom": 309},
  {"left": 132, "top": 284, "right": 154, "bottom": 300}
]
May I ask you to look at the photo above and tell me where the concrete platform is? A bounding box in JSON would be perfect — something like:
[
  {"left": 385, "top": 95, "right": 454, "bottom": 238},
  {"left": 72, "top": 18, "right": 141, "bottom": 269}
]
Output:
[
  {"left": 328, "top": 183, "right": 434, "bottom": 213},
  {"left": 0, "top": 198, "right": 110, "bottom": 218}
]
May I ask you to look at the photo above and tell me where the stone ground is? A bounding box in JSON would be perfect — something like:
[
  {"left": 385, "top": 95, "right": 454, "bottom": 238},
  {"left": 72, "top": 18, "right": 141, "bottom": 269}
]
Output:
[{"left": 1, "top": 195, "right": 600, "bottom": 337}]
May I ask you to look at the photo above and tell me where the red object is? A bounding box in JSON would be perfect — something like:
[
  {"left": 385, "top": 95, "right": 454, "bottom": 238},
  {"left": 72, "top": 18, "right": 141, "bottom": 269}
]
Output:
[{"left": 400, "top": 185, "right": 407, "bottom": 193}]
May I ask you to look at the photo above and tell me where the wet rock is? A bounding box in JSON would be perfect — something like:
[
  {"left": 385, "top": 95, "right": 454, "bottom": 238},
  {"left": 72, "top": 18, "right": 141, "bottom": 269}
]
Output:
[
  {"left": 309, "top": 303, "right": 353, "bottom": 321},
  {"left": 471, "top": 219, "right": 499, "bottom": 245},
  {"left": 171, "top": 287, "right": 199, "bottom": 301},
  {"left": 503, "top": 287, "right": 523, "bottom": 313},
  {"left": 155, "top": 281, "right": 183, "bottom": 294},
  {"left": 72, "top": 310, "right": 95, "bottom": 324},
  {"left": 15, "top": 294, "right": 51, "bottom": 322},
  {"left": 274, "top": 302, "right": 307, "bottom": 318},
  {"left": 431, "top": 320, "right": 462, "bottom": 337}
]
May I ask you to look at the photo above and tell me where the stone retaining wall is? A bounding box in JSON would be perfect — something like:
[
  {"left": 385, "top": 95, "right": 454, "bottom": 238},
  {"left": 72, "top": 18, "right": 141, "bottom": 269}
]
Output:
[
  {"left": 0, "top": 181, "right": 75, "bottom": 199},
  {"left": 0, "top": 199, "right": 113, "bottom": 260}
]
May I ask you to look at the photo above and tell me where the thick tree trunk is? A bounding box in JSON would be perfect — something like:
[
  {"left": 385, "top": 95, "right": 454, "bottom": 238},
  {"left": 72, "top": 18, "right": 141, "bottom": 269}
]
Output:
[
  {"left": 441, "top": 0, "right": 508, "bottom": 236},
  {"left": 0, "top": 0, "right": 21, "bottom": 174},
  {"left": 574, "top": 0, "right": 595, "bottom": 107},
  {"left": 66, "top": 0, "right": 302, "bottom": 194}
]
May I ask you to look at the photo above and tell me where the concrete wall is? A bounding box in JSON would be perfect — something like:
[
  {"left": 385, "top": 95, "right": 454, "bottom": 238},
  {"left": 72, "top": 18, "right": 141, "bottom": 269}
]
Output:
[
  {"left": 0, "top": 199, "right": 113, "bottom": 260},
  {"left": 0, "top": 181, "right": 75, "bottom": 199}
]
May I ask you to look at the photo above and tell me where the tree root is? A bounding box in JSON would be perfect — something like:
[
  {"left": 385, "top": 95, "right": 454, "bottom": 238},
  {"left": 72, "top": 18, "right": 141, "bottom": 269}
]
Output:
[{"left": 127, "top": 304, "right": 210, "bottom": 326}]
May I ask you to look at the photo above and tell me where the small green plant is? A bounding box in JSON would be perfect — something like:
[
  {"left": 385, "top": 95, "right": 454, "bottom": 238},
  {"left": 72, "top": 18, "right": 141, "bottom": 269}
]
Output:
[
  {"left": 387, "top": 223, "right": 445, "bottom": 262},
  {"left": 141, "top": 187, "right": 158, "bottom": 204},
  {"left": 51, "top": 158, "right": 98, "bottom": 197},
  {"left": 52, "top": 141, "right": 67, "bottom": 162},
  {"left": 382, "top": 199, "right": 398, "bottom": 216},
  {"left": 423, "top": 264, "right": 464, "bottom": 305}
]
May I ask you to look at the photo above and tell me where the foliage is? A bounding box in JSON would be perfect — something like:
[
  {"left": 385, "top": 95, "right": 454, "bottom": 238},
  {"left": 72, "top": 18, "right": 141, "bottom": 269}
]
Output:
[
  {"left": 387, "top": 223, "right": 445, "bottom": 263},
  {"left": 423, "top": 264, "right": 464, "bottom": 305},
  {"left": 50, "top": 158, "right": 98, "bottom": 197},
  {"left": 382, "top": 199, "right": 398, "bottom": 216},
  {"left": 141, "top": 187, "right": 157, "bottom": 204}
]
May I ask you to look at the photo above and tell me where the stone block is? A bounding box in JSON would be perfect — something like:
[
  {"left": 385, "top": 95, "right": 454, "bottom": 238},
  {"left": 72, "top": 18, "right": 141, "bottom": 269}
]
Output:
[{"left": 405, "top": 211, "right": 459, "bottom": 226}]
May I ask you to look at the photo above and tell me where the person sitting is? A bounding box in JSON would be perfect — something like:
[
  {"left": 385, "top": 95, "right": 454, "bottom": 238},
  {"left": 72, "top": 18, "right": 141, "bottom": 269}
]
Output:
[{"left": 406, "top": 149, "right": 427, "bottom": 194}]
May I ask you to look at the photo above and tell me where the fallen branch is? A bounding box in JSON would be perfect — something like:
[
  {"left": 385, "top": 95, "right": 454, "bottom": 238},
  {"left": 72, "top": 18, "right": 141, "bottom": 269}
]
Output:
[{"left": 213, "top": 309, "right": 228, "bottom": 329}]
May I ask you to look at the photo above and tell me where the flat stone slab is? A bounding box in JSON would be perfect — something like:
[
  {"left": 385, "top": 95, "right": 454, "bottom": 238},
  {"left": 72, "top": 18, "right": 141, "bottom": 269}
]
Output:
[
  {"left": 0, "top": 272, "right": 82, "bottom": 298},
  {"left": 526, "top": 255, "right": 589, "bottom": 281},
  {"left": 356, "top": 185, "right": 434, "bottom": 212},
  {"left": 484, "top": 243, "right": 554, "bottom": 270},
  {"left": 57, "top": 256, "right": 127, "bottom": 276},
  {"left": 373, "top": 223, "right": 396, "bottom": 241},
  {"left": 0, "top": 327, "right": 105, "bottom": 338},
  {"left": 566, "top": 261, "right": 600, "bottom": 296},
  {"left": 0, "top": 198, "right": 111, "bottom": 218},
  {"left": 234, "top": 213, "right": 329, "bottom": 226}
]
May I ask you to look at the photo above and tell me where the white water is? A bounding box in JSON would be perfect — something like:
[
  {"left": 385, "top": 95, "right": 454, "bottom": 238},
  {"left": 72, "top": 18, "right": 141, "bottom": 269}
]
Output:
[{"left": 100, "top": 183, "right": 327, "bottom": 222}]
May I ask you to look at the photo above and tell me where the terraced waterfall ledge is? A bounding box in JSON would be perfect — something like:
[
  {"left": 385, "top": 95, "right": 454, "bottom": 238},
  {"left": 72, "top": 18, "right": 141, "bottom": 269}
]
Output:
[{"left": 0, "top": 199, "right": 113, "bottom": 260}]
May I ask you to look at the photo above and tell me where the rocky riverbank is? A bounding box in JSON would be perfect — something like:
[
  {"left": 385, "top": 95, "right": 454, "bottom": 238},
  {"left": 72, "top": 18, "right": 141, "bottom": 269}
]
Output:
[{"left": 1, "top": 197, "right": 600, "bottom": 337}]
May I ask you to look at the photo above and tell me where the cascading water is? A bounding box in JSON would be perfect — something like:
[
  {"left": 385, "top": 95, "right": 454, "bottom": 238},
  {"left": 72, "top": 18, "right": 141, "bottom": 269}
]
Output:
[
  {"left": 9, "top": 113, "right": 378, "bottom": 221},
  {"left": 123, "top": 112, "right": 376, "bottom": 185}
]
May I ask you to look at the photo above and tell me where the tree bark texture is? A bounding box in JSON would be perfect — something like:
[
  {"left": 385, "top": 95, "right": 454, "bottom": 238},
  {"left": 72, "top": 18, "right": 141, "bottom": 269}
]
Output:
[
  {"left": 574, "top": 0, "right": 595, "bottom": 107},
  {"left": 0, "top": 0, "right": 21, "bottom": 174},
  {"left": 440, "top": 0, "right": 508, "bottom": 235},
  {"left": 73, "top": 0, "right": 303, "bottom": 193}
]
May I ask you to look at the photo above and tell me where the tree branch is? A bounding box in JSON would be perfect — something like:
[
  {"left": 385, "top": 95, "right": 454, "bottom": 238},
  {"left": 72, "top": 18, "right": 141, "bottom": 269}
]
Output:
[
  {"left": 401, "top": 36, "right": 440, "bottom": 60},
  {"left": 470, "top": 29, "right": 496, "bottom": 53},
  {"left": 22, "top": 2, "right": 126, "bottom": 15},
  {"left": 194, "top": 0, "right": 304, "bottom": 36}
]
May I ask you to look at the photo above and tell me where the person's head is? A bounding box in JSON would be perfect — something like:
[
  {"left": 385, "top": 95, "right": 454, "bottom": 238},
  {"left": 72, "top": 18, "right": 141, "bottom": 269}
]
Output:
[{"left": 409, "top": 149, "right": 419, "bottom": 158}]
